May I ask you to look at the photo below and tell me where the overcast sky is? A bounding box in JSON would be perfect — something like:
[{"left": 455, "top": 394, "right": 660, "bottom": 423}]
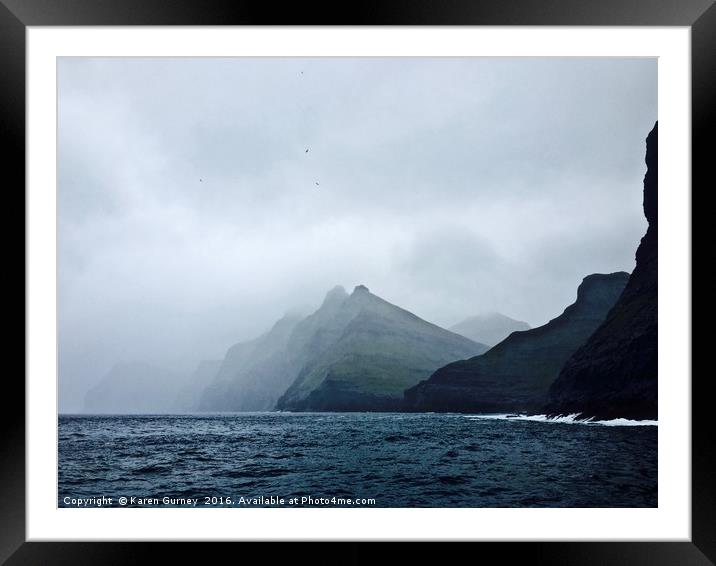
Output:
[{"left": 58, "top": 57, "right": 657, "bottom": 411}]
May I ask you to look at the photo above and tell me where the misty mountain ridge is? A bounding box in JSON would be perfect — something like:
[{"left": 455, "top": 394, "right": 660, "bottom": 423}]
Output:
[
  {"left": 195, "top": 284, "right": 488, "bottom": 412},
  {"left": 276, "top": 285, "right": 489, "bottom": 411},
  {"left": 85, "top": 284, "right": 487, "bottom": 414},
  {"left": 198, "top": 312, "right": 305, "bottom": 411},
  {"left": 449, "top": 312, "right": 531, "bottom": 347},
  {"left": 197, "top": 287, "right": 353, "bottom": 412},
  {"left": 83, "top": 361, "right": 192, "bottom": 414},
  {"left": 173, "top": 360, "right": 223, "bottom": 412}
]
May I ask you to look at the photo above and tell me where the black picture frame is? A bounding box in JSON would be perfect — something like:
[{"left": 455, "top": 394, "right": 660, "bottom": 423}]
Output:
[{"left": 4, "top": 1, "right": 708, "bottom": 563}]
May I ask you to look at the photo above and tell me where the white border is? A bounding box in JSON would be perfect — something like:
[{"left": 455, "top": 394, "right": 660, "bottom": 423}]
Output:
[{"left": 27, "top": 27, "right": 691, "bottom": 541}]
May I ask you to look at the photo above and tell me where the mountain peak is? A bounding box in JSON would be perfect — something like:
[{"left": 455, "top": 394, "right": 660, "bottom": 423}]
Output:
[
  {"left": 321, "top": 285, "right": 348, "bottom": 308},
  {"left": 575, "top": 272, "right": 630, "bottom": 306},
  {"left": 353, "top": 284, "right": 370, "bottom": 294},
  {"left": 580, "top": 271, "right": 630, "bottom": 285},
  {"left": 328, "top": 284, "right": 347, "bottom": 295},
  {"left": 449, "top": 312, "right": 531, "bottom": 347}
]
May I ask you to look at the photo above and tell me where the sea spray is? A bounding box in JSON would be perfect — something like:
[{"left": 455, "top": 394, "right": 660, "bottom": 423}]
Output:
[{"left": 464, "top": 413, "right": 658, "bottom": 426}]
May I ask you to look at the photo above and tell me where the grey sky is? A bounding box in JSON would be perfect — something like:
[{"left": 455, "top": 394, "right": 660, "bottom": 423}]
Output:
[{"left": 58, "top": 57, "right": 657, "bottom": 412}]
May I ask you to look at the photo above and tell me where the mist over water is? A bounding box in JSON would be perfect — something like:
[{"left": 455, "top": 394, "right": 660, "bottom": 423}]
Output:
[{"left": 59, "top": 413, "right": 657, "bottom": 508}]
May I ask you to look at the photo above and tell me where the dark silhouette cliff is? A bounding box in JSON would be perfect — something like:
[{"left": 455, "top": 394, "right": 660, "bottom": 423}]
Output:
[
  {"left": 403, "top": 272, "right": 629, "bottom": 413},
  {"left": 544, "top": 122, "right": 658, "bottom": 420}
]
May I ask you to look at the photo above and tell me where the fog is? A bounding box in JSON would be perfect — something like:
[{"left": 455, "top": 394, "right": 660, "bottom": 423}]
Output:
[{"left": 58, "top": 57, "right": 657, "bottom": 412}]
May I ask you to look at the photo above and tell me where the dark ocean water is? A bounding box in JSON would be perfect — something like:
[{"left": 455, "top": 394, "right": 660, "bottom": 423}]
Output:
[{"left": 58, "top": 413, "right": 657, "bottom": 508}]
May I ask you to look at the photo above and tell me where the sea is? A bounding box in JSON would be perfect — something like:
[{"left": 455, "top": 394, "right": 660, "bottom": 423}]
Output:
[{"left": 58, "top": 412, "right": 657, "bottom": 508}]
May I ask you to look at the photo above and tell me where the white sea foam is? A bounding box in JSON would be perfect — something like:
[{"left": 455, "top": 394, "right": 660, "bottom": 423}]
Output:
[{"left": 464, "top": 413, "right": 657, "bottom": 427}]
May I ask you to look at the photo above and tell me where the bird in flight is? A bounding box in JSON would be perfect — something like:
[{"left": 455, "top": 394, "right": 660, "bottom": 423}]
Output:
[
  {"left": 199, "top": 179, "right": 203, "bottom": 182},
  {"left": 315, "top": 182, "right": 319, "bottom": 187},
  {"left": 305, "top": 148, "right": 309, "bottom": 153}
]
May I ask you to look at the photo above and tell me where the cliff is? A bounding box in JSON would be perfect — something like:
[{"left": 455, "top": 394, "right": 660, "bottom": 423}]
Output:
[
  {"left": 544, "top": 122, "right": 658, "bottom": 420},
  {"left": 403, "top": 272, "right": 629, "bottom": 413}
]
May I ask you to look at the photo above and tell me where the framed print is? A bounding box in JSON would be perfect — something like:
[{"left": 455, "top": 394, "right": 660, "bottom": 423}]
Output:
[{"left": 5, "top": 0, "right": 710, "bottom": 563}]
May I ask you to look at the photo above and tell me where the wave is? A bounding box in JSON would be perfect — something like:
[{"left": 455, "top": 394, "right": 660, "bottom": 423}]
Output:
[
  {"left": 464, "top": 413, "right": 657, "bottom": 427},
  {"left": 133, "top": 463, "right": 173, "bottom": 474}
]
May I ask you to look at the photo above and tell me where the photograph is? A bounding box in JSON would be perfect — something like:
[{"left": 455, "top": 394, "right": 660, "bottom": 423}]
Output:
[{"left": 57, "top": 56, "right": 659, "bottom": 510}]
